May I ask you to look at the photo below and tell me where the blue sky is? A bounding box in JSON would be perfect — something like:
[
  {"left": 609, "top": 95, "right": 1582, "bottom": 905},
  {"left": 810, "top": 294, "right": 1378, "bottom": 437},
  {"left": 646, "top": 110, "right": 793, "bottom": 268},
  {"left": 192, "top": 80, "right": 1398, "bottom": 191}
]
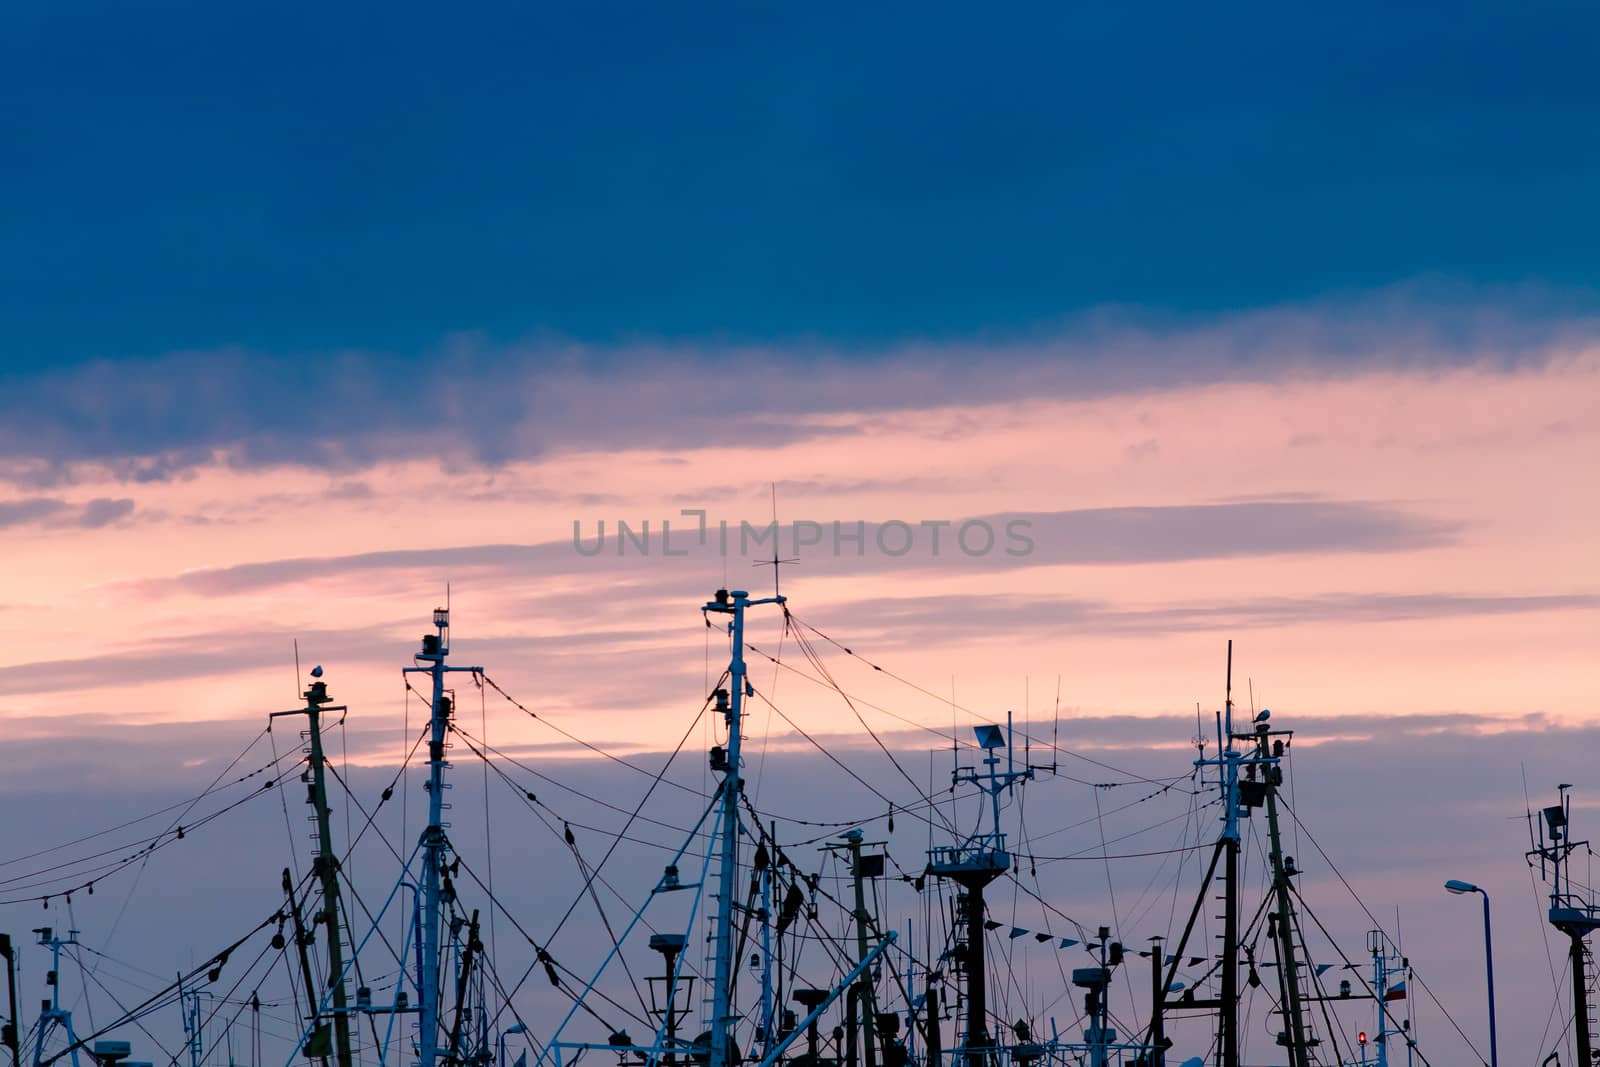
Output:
[
  {"left": 1, "top": 10, "right": 1598, "bottom": 1059},
  {"left": 4, "top": 0, "right": 1597, "bottom": 369}
]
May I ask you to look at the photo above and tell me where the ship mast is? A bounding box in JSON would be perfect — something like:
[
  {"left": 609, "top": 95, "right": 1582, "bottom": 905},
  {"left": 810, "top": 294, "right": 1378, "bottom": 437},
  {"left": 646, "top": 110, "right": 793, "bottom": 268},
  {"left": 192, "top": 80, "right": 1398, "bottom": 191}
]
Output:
[
  {"left": 1156, "top": 644, "right": 1312, "bottom": 1067},
  {"left": 272, "top": 669, "right": 355, "bottom": 1067},
  {"left": 1528, "top": 785, "right": 1599, "bottom": 1066},
  {"left": 926, "top": 713, "right": 1033, "bottom": 1067},
  {"left": 821, "top": 830, "right": 887, "bottom": 1067},
  {"left": 403, "top": 608, "right": 484, "bottom": 1067},
  {"left": 1256, "top": 716, "right": 1310, "bottom": 1067},
  {"left": 29, "top": 929, "right": 80, "bottom": 1067},
  {"left": 702, "top": 588, "right": 784, "bottom": 1067},
  {"left": 1159, "top": 642, "right": 1244, "bottom": 1067}
]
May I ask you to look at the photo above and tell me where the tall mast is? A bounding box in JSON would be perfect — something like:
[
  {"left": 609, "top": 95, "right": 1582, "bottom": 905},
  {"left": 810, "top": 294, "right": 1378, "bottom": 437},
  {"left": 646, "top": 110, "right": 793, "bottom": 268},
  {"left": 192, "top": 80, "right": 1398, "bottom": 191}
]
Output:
[
  {"left": 824, "top": 831, "right": 885, "bottom": 1067},
  {"left": 1256, "top": 718, "right": 1310, "bottom": 1067},
  {"left": 1528, "top": 785, "right": 1599, "bottom": 1067},
  {"left": 1176, "top": 642, "right": 1241, "bottom": 1067},
  {"left": 30, "top": 929, "right": 79, "bottom": 1067},
  {"left": 272, "top": 669, "right": 355, "bottom": 1067},
  {"left": 402, "top": 608, "right": 483, "bottom": 1067},
  {"left": 702, "top": 588, "right": 784, "bottom": 1067},
  {"left": 1, "top": 934, "right": 20, "bottom": 1067},
  {"left": 758, "top": 843, "right": 775, "bottom": 1062},
  {"left": 1220, "top": 645, "right": 1239, "bottom": 1067},
  {"left": 1147, "top": 936, "right": 1165, "bottom": 1067},
  {"left": 282, "top": 869, "right": 327, "bottom": 1067},
  {"left": 926, "top": 713, "right": 1034, "bottom": 1067},
  {"left": 1367, "top": 930, "right": 1408, "bottom": 1067},
  {"left": 1166, "top": 644, "right": 1298, "bottom": 1067}
]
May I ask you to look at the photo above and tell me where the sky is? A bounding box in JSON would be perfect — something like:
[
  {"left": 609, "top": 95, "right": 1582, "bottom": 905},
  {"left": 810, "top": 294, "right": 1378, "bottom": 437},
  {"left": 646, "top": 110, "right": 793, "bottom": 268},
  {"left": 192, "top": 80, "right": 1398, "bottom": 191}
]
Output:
[{"left": 1, "top": 3, "right": 1598, "bottom": 1066}]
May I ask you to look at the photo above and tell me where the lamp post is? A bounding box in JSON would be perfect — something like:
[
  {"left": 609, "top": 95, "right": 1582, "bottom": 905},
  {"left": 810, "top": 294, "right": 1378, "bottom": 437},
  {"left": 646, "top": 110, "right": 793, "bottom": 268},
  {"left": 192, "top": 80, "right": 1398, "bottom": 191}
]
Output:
[
  {"left": 1445, "top": 880, "right": 1498, "bottom": 1067},
  {"left": 498, "top": 1023, "right": 528, "bottom": 1067}
]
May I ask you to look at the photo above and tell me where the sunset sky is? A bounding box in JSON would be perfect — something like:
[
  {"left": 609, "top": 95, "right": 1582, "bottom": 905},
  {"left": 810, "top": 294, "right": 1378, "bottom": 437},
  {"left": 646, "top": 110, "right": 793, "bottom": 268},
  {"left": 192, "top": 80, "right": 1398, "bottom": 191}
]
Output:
[{"left": 2, "top": 3, "right": 1597, "bottom": 1065}]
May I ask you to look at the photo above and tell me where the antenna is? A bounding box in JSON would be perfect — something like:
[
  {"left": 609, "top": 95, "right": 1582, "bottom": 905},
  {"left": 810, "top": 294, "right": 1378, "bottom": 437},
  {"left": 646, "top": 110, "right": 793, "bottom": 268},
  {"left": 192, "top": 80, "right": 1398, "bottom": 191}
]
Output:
[
  {"left": 1225, "top": 639, "right": 1233, "bottom": 737},
  {"left": 753, "top": 482, "right": 798, "bottom": 599},
  {"left": 1051, "top": 675, "right": 1061, "bottom": 775},
  {"left": 950, "top": 678, "right": 959, "bottom": 772},
  {"left": 1023, "top": 677, "right": 1030, "bottom": 766},
  {"left": 293, "top": 639, "right": 301, "bottom": 701},
  {"left": 950, "top": 677, "right": 959, "bottom": 829}
]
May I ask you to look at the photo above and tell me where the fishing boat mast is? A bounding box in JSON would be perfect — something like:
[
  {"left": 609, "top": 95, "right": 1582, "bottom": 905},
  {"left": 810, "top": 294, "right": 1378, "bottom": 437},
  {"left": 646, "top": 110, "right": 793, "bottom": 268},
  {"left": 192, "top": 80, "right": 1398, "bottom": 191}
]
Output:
[
  {"left": 403, "top": 608, "right": 484, "bottom": 1067},
  {"left": 1528, "top": 785, "right": 1599, "bottom": 1066},
  {"left": 30, "top": 929, "right": 80, "bottom": 1067},
  {"left": 1363, "top": 930, "right": 1412, "bottom": 1067},
  {"left": 702, "top": 588, "right": 784, "bottom": 1067},
  {"left": 1254, "top": 716, "right": 1311, "bottom": 1066},
  {"left": 1155, "top": 643, "right": 1318, "bottom": 1067},
  {"left": 541, "top": 585, "right": 896, "bottom": 1067},
  {"left": 925, "top": 714, "right": 1033, "bottom": 1067},
  {"left": 271, "top": 669, "right": 354, "bottom": 1067},
  {"left": 1158, "top": 643, "right": 1246, "bottom": 1067}
]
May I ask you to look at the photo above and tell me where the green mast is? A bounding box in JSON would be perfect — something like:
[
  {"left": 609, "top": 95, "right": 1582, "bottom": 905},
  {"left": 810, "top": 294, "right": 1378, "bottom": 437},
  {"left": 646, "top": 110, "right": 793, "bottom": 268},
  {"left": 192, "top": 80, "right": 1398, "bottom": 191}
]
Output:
[
  {"left": 1256, "top": 720, "right": 1311, "bottom": 1067},
  {"left": 276, "top": 669, "right": 354, "bottom": 1067}
]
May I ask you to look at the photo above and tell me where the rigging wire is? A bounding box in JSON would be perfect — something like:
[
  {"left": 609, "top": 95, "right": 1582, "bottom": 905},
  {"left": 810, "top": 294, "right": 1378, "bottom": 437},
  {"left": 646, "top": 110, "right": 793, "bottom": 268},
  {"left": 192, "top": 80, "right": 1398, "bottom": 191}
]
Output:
[
  {"left": 781, "top": 609, "right": 958, "bottom": 835},
  {"left": 478, "top": 674, "right": 710, "bottom": 802},
  {"left": 479, "top": 677, "right": 500, "bottom": 974},
  {"left": 446, "top": 722, "right": 704, "bottom": 843},
  {"left": 1280, "top": 797, "right": 1471, "bottom": 1067},
  {"left": 785, "top": 612, "right": 1184, "bottom": 788},
  {"left": 0, "top": 756, "right": 306, "bottom": 905},
  {"left": 492, "top": 685, "right": 718, "bottom": 1016}
]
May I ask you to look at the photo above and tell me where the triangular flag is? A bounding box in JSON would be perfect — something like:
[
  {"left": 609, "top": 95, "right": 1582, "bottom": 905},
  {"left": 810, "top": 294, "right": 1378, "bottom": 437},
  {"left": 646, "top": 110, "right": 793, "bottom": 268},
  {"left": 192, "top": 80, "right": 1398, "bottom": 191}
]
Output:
[
  {"left": 1187, "top": 957, "right": 1204, "bottom": 966},
  {"left": 1165, "top": 954, "right": 1178, "bottom": 964},
  {"left": 1059, "top": 938, "right": 1079, "bottom": 949},
  {"left": 1315, "top": 964, "right": 1333, "bottom": 976},
  {"left": 984, "top": 920, "right": 1003, "bottom": 931},
  {"left": 1009, "top": 927, "right": 1029, "bottom": 940},
  {"left": 514, "top": 1052, "right": 527, "bottom": 1067},
  {"left": 1034, "top": 933, "right": 1052, "bottom": 944}
]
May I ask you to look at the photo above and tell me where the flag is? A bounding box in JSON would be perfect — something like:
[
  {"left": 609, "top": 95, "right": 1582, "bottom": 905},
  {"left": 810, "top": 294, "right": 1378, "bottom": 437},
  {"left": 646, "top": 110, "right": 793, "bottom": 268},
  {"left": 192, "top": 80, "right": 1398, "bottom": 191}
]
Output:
[
  {"left": 1059, "top": 938, "right": 1079, "bottom": 949},
  {"left": 514, "top": 1052, "right": 528, "bottom": 1067},
  {"left": 1385, "top": 981, "right": 1407, "bottom": 1001},
  {"left": 1009, "top": 927, "right": 1028, "bottom": 940}
]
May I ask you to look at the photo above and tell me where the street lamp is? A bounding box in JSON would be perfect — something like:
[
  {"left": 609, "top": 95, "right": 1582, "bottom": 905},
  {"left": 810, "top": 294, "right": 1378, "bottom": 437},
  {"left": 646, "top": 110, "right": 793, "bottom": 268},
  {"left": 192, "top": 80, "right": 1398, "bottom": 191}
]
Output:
[
  {"left": 1445, "top": 879, "right": 1498, "bottom": 1067},
  {"left": 498, "top": 1023, "right": 529, "bottom": 1067}
]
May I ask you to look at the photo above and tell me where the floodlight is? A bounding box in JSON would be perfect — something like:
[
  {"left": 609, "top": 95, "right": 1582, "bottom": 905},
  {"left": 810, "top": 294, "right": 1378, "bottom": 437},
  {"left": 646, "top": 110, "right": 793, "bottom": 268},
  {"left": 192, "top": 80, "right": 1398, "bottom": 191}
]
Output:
[{"left": 973, "top": 724, "right": 1006, "bottom": 750}]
